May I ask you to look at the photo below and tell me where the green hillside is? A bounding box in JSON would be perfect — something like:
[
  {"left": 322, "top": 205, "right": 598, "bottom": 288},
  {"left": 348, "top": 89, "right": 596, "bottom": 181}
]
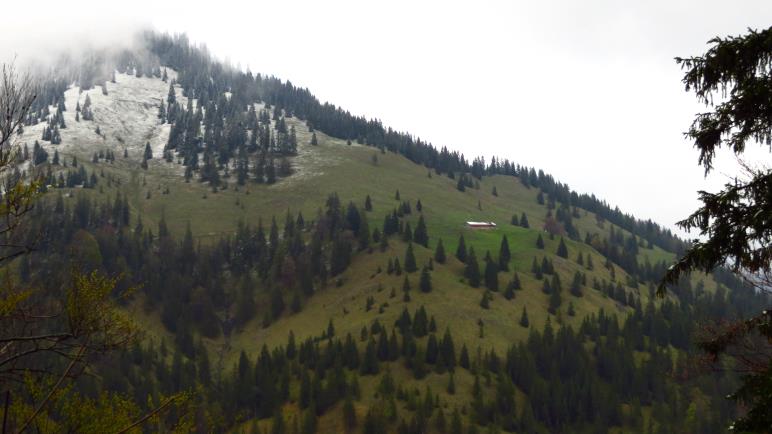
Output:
[
  {"left": 59, "top": 110, "right": 676, "bottom": 354},
  {"left": 7, "top": 32, "right": 762, "bottom": 434}
]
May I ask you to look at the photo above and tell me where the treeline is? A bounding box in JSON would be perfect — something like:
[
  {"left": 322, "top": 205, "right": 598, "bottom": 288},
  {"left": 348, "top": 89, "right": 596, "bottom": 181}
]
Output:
[
  {"left": 22, "top": 31, "right": 684, "bottom": 256},
  {"left": 19, "top": 190, "right": 410, "bottom": 347},
  {"left": 15, "top": 190, "right": 766, "bottom": 433},
  {"left": 77, "top": 283, "right": 754, "bottom": 434},
  {"left": 140, "top": 32, "right": 683, "bottom": 255}
]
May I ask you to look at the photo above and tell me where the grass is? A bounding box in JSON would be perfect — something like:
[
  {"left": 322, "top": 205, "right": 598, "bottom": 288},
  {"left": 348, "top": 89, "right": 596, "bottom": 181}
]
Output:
[
  {"left": 23, "top": 69, "right": 727, "bottom": 433},
  {"left": 49, "top": 112, "right": 713, "bottom": 366}
]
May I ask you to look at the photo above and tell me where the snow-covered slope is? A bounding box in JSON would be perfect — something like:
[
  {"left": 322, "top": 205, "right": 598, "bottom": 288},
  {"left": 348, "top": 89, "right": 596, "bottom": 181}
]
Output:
[
  {"left": 16, "top": 67, "right": 343, "bottom": 184},
  {"left": 18, "top": 70, "right": 187, "bottom": 166}
]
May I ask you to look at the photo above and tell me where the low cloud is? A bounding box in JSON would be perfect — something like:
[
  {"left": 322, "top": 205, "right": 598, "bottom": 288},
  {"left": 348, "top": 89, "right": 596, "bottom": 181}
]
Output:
[{"left": 1, "top": 3, "right": 150, "bottom": 70}]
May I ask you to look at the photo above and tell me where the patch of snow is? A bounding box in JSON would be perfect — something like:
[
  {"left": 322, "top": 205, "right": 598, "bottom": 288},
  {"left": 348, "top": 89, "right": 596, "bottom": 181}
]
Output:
[{"left": 16, "top": 69, "right": 188, "bottom": 169}]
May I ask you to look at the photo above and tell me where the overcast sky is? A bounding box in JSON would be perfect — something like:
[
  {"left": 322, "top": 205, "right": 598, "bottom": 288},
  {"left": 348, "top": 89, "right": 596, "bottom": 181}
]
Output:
[{"left": 5, "top": 0, "right": 772, "bottom": 237}]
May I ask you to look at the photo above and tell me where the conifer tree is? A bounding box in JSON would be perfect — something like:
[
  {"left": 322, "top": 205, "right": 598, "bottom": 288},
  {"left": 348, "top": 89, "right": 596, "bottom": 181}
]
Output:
[
  {"left": 404, "top": 242, "right": 417, "bottom": 273},
  {"left": 519, "top": 307, "right": 529, "bottom": 327},
  {"left": 419, "top": 266, "right": 432, "bottom": 293},
  {"left": 541, "top": 278, "right": 552, "bottom": 295},
  {"left": 464, "top": 247, "right": 481, "bottom": 288},
  {"left": 271, "top": 410, "right": 286, "bottom": 434},
  {"left": 532, "top": 257, "right": 543, "bottom": 279},
  {"left": 548, "top": 287, "right": 562, "bottom": 314},
  {"left": 456, "top": 177, "right": 465, "bottom": 192},
  {"left": 365, "top": 194, "right": 373, "bottom": 211},
  {"left": 484, "top": 252, "right": 498, "bottom": 291},
  {"left": 556, "top": 237, "right": 568, "bottom": 258},
  {"left": 434, "top": 239, "right": 446, "bottom": 264},
  {"left": 520, "top": 212, "right": 530, "bottom": 228},
  {"left": 358, "top": 211, "right": 371, "bottom": 250},
  {"left": 343, "top": 395, "right": 357, "bottom": 432},
  {"left": 498, "top": 235, "right": 511, "bottom": 271},
  {"left": 479, "top": 290, "right": 491, "bottom": 309},
  {"left": 503, "top": 284, "right": 515, "bottom": 301},
  {"left": 167, "top": 83, "right": 176, "bottom": 105},
  {"left": 459, "top": 344, "right": 470, "bottom": 370},
  {"left": 455, "top": 235, "right": 467, "bottom": 262},
  {"left": 402, "top": 221, "right": 413, "bottom": 243},
  {"left": 266, "top": 158, "right": 277, "bottom": 184},
  {"left": 143, "top": 142, "right": 153, "bottom": 161},
  {"left": 360, "top": 339, "right": 380, "bottom": 375},
  {"left": 570, "top": 271, "right": 583, "bottom": 297},
  {"left": 413, "top": 215, "right": 429, "bottom": 247},
  {"left": 413, "top": 306, "right": 429, "bottom": 337},
  {"left": 536, "top": 233, "right": 545, "bottom": 249},
  {"left": 447, "top": 373, "right": 456, "bottom": 395}
]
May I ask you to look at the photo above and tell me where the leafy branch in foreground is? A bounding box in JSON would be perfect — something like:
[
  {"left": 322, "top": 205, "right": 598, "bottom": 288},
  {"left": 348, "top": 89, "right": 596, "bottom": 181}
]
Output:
[
  {"left": 663, "top": 26, "right": 772, "bottom": 431},
  {"left": 0, "top": 62, "right": 191, "bottom": 433}
]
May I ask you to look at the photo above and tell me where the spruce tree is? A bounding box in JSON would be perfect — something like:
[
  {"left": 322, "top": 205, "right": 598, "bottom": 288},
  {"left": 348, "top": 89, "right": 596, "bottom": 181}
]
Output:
[
  {"left": 464, "top": 247, "right": 481, "bottom": 288},
  {"left": 167, "top": 83, "right": 176, "bottom": 105},
  {"left": 343, "top": 395, "right": 357, "bottom": 432},
  {"left": 459, "top": 345, "right": 470, "bottom": 369},
  {"left": 360, "top": 339, "right": 380, "bottom": 375},
  {"left": 498, "top": 235, "right": 511, "bottom": 271},
  {"left": 484, "top": 252, "right": 498, "bottom": 291},
  {"left": 456, "top": 177, "right": 466, "bottom": 192},
  {"left": 143, "top": 142, "right": 153, "bottom": 160},
  {"left": 570, "top": 271, "right": 583, "bottom": 297},
  {"left": 548, "top": 287, "right": 562, "bottom": 314},
  {"left": 455, "top": 235, "right": 467, "bottom": 262},
  {"left": 532, "top": 257, "right": 543, "bottom": 279},
  {"left": 404, "top": 242, "right": 417, "bottom": 273},
  {"left": 413, "top": 215, "right": 429, "bottom": 247},
  {"left": 402, "top": 221, "right": 413, "bottom": 242},
  {"left": 536, "top": 233, "right": 545, "bottom": 249},
  {"left": 419, "top": 266, "right": 432, "bottom": 293},
  {"left": 266, "top": 158, "right": 276, "bottom": 184},
  {"left": 434, "top": 238, "right": 446, "bottom": 264},
  {"left": 402, "top": 275, "right": 411, "bottom": 293},
  {"left": 567, "top": 301, "right": 576, "bottom": 316},
  {"left": 556, "top": 237, "right": 569, "bottom": 258},
  {"left": 520, "top": 212, "right": 529, "bottom": 228},
  {"left": 503, "top": 284, "right": 515, "bottom": 300},
  {"left": 479, "top": 291, "right": 490, "bottom": 309},
  {"left": 413, "top": 306, "right": 429, "bottom": 337},
  {"left": 519, "top": 307, "right": 529, "bottom": 327}
]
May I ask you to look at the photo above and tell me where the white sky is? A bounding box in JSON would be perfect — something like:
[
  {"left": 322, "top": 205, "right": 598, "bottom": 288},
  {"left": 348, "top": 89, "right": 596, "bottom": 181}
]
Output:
[{"left": 4, "top": 0, "right": 772, "bottom": 237}]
